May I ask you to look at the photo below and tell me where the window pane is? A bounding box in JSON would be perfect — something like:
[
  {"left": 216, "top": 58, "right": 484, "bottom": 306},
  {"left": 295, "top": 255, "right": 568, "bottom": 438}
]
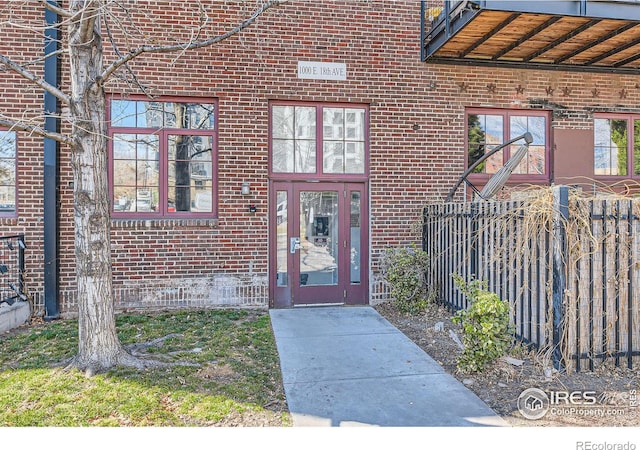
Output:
[
  {"left": 323, "top": 108, "right": 344, "bottom": 140},
  {"left": 272, "top": 106, "right": 294, "bottom": 139},
  {"left": 0, "top": 159, "right": 15, "bottom": 188},
  {"left": 345, "top": 141, "right": 364, "bottom": 173},
  {"left": 594, "top": 118, "right": 627, "bottom": 175},
  {"left": 136, "top": 101, "right": 163, "bottom": 128},
  {"left": 0, "top": 185, "right": 15, "bottom": 212},
  {"left": 510, "top": 115, "right": 546, "bottom": 175},
  {"left": 272, "top": 140, "right": 294, "bottom": 172},
  {"left": 111, "top": 100, "right": 136, "bottom": 127},
  {"left": 350, "top": 191, "right": 361, "bottom": 284},
  {"left": 323, "top": 141, "right": 344, "bottom": 173},
  {"left": 345, "top": 109, "right": 365, "bottom": 140},
  {"left": 529, "top": 116, "right": 546, "bottom": 145},
  {"left": 168, "top": 135, "right": 214, "bottom": 213},
  {"left": 276, "top": 191, "right": 288, "bottom": 287},
  {"left": 113, "top": 160, "right": 135, "bottom": 185},
  {"left": 168, "top": 184, "right": 212, "bottom": 212},
  {"left": 187, "top": 104, "right": 215, "bottom": 130},
  {"left": 132, "top": 188, "right": 158, "bottom": 212},
  {"left": 295, "top": 107, "right": 316, "bottom": 139},
  {"left": 527, "top": 145, "right": 546, "bottom": 175},
  {"left": 468, "top": 114, "right": 504, "bottom": 174},
  {"left": 112, "top": 133, "right": 160, "bottom": 214},
  {"left": 112, "top": 134, "right": 137, "bottom": 159},
  {"left": 635, "top": 120, "right": 640, "bottom": 175},
  {"left": 321, "top": 108, "right": 365, "bottom": 174},
  {"left": 295, "top": 140, "right": 316, "bottom": 173},
  {"left": 485, "top": 115, "right": 504, "bottom": 144},
  {"left": 113, "top": 186, "right": 135, "bottom": 212},
  {"left": 0, "top": 131, "right": 16, "bottom": 158}
]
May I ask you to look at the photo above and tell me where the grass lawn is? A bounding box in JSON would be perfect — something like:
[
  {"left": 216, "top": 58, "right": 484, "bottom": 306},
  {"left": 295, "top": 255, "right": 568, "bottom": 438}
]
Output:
[{"left": 0, "top": 308, "right": 291, "bottom": 426}]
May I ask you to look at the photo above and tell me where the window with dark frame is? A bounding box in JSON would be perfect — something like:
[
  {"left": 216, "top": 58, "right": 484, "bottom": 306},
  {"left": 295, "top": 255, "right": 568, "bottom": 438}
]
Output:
[
  {"left": 593, "top": 114, "right": 640, "bottom": 177},
  {"left": 108, "top": 97, "right": 217, "bottom": 218},
  {"left": 466, "top": 108, "right": 549, "bottom": 179},
  {"left": 270, "top": 103, "right": 368, "bottom": 177},
  {"left": 0, "top": 130, "right": 16, "bottom": 216}
]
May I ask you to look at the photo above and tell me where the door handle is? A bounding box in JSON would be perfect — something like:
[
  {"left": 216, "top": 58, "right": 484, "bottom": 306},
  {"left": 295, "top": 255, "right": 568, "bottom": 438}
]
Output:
[{"left": 290, "top": 237, "right": 301, "bottom": 254}]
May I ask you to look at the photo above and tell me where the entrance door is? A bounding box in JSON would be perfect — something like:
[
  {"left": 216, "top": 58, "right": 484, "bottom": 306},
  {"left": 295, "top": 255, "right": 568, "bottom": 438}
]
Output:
[{"left": 270, "top": 182, "right": 368, "bottom": 307}]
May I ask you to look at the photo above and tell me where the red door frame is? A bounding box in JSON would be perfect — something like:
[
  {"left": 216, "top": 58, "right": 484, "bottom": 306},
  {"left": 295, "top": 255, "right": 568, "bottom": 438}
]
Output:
[{"left": 269, "top": 181, "right": 368, "bottom": 308}]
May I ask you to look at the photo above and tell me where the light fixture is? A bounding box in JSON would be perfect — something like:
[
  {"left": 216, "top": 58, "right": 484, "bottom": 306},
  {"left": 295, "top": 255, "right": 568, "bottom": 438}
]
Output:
[{"left": 241, "top": 182, "right": 251, "bottom": 196}]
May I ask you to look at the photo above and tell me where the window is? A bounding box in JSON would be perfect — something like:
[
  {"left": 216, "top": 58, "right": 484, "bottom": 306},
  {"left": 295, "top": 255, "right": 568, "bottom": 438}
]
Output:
[
  {"left": 108, "top": 97, "right": 217, "bottom": 217},
  {"left": 593, "top": 115, "right": 640, "bottom": 177},
  {"left": 271, "top": 103, "right": 367, "bottom": 177},
  {"left": 466, "top": 109, "right": 549, "bottom": 178},
  {"left": 0, "top": 130, "right": 16, "bottom": 216}
]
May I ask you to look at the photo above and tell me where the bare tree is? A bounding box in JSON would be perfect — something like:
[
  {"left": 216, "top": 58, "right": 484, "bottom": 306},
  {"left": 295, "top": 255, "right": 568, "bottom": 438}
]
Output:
[{"left": 0, "top": 0, "right": 284, "bottom": 374}]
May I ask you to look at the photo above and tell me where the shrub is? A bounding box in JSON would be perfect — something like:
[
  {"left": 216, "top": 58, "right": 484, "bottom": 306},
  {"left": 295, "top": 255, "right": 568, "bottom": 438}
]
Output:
[
  {"left": 451, "top": 274, "right": 513, "bottom": 373},
  {"left": 380, "top": 244, "right": 430, "bottom": 314}
]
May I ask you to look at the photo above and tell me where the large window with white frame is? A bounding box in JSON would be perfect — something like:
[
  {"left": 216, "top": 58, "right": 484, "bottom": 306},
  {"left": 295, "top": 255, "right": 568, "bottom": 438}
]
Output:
[
  {"left": 0, "top": 130, "right": 16, "bottom": 216},
  {"left": 108, "top": 97, "right": 217, "bottom": 218}
]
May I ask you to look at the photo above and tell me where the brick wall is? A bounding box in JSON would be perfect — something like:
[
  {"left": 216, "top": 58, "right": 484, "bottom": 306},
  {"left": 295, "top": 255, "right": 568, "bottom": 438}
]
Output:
[
  {"left": 4, "top": 1, "right": 640, "bottom": 313},
  {"left": 0, "top": 1, "right": 46, "bottom": 309}
]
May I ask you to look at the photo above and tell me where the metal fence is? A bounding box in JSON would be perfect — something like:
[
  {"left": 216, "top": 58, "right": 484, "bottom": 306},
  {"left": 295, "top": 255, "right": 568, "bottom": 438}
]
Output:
[
  {"left": 0, "top": 235, "right": 27, "bottom": 307},
  {"left": 423, "top": 187, "right": 640, "bottom": 372}
]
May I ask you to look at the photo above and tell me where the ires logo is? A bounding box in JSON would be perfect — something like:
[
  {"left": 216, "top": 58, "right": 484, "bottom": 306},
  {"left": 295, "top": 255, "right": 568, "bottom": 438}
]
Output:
[
  {"left": 549, "top": 391, "right": 598, "bottom": 405},
  {"left": 518, "top": 389, "right": 602, "bottom": 420}
]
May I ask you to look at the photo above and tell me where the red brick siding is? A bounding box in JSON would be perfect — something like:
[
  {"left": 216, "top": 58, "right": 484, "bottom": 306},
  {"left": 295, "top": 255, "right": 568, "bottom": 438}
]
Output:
[{"left": 3, "top": 1, "right": 640, "bottom": 312}]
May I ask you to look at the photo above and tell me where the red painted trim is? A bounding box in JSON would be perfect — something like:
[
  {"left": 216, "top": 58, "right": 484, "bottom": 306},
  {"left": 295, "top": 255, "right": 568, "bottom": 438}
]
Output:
[
  {"left": 107, "top": 94, "right": 219, "bottom": 219},
  {"left": 465, "top": 107, "right": 551, "bottom": 183},
  {"left": 593, "top": 113, "right": 640, "bottom": 178},
  {"left": 268, "top": 100, "right": 370, "bottom": 181}
]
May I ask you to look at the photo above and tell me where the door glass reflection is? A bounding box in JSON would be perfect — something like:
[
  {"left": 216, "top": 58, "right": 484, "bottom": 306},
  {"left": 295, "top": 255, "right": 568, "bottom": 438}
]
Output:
[
  {"left": 276, "top": 191, "right": 288, "bottom": 287},
  {"left": 299, "top": 191, "right": 339, "bottom": 286},
  {"left": 350, "top": 191, "right": 361, "bottom": 284}
]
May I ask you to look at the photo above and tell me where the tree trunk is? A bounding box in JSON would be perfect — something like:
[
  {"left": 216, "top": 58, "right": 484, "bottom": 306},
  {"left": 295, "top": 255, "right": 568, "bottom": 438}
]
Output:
[{"left": 66, "top": 0, "right": 135, "bottom": 373}]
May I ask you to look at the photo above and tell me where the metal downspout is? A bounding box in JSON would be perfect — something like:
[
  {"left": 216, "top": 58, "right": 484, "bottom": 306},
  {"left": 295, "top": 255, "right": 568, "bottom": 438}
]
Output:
[{"left": 43, "top": 2, "right": 60, "bottom": 320}]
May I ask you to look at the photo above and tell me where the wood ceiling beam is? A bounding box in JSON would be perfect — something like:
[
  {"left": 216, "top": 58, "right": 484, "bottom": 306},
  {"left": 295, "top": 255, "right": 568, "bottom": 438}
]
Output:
[
  {"left": 584, "top": 33, "right": 640, "bottom": 65},
  {"left": 522, "top": 19, "right": 600, "bottom": 62},
  {"left": 554, "top": 22, "right": 637, "bottom": 63},
  {"left": 492, "top": 16, "right": 562, "bottom": 60},
  {"left": 458, "top": 13, "right": 520, "bottom": 57}
]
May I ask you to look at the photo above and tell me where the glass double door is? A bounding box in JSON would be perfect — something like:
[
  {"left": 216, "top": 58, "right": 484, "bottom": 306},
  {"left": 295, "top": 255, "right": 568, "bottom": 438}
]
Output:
[{"left": 270, "top": 182, "right": 368, "bottom": 307}]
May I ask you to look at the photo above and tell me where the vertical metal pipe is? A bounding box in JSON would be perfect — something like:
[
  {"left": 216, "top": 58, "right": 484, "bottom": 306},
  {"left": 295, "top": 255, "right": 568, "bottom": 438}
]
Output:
[
  {"left": 536, "top": 216, "right": 541, "bottom": 349},
  {"left": 575, "top": 205, "right": 582, "bottom": 372},
  {"left": 589, "top": 200, "right": 594, "bottom": 371},
  {"left": 602, "top": 199, "right": 608, "bottom": 364},
  {"left": 420, "top": 1, "right": 426, "bottom": 61},
  {"left": 627, "top": 200, "right": 634, "bottom": 370},
  {"left": 552, "top": 186, "right": 569, "bottom": 370},
  {"left": 615, "top": 200, "right": 621, "bottom": 367},
  {"left": 43, "top": 1, "right": 60, "bottom": 320}
]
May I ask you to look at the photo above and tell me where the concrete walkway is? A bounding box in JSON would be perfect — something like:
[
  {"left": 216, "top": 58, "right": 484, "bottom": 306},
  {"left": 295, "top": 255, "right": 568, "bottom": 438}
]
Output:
[{"left": 269, "top": 306, "right": 508, "bottom": 427}]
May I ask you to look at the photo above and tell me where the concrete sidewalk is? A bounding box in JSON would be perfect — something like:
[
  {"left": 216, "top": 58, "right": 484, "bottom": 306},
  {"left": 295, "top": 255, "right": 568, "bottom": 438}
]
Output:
[{"left": 269, "top": 306, "right": 508, "bottom": 427}]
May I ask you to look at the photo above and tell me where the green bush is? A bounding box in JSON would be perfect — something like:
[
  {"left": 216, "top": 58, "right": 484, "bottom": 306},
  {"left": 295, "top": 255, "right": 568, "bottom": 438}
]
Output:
[
  {"left": 451, "top": 274, "right": 513, "bottom": 373},
  {"left": 381, "top": 244, "right": 430, "bottom": 314}
]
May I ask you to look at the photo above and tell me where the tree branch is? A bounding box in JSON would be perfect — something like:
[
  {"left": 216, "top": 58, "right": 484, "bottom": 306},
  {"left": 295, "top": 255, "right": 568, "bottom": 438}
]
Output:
[
  {"left": 39, "top": 0, "right": 73, "bottom": 18},
  {"left": 0, "top": 118, "right": 73, "bottom": 146},
  {"left": 101, "top": 0, "right": 286, "bottom": 82},
  {"left": 0, "top": 53, "right": 70, "bottom": 105}
]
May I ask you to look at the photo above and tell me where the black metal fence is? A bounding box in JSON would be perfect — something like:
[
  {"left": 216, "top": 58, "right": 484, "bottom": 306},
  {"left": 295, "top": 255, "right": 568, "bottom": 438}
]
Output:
[
  {"left": 423, "top": 187, "right": 640, "bottom": 372},
  {"left": 0, "top": 235, "right": 27, "bottom": 307}
]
